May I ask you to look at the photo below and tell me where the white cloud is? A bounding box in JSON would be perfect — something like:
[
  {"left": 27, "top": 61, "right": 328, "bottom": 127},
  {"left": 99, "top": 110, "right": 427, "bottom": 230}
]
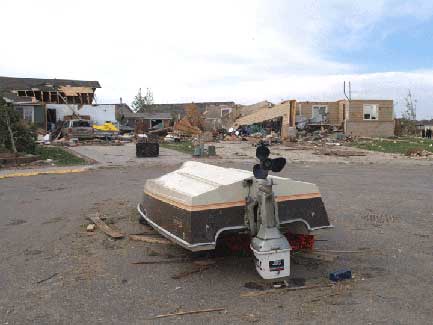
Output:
[{"left": 0, "top": 0, "right": 432, "bottom": 118}]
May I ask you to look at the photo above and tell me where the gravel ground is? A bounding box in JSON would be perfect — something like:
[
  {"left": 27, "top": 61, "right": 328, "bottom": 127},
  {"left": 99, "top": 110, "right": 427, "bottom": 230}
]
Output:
[{"left": 0, "top": 145, "right": 432, "bottom": 324}]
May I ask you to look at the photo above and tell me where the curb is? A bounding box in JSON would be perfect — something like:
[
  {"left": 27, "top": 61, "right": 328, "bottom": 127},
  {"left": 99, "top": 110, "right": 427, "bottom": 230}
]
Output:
[{"left": 0, "top": 167, "right": 89, "bottom": 179}]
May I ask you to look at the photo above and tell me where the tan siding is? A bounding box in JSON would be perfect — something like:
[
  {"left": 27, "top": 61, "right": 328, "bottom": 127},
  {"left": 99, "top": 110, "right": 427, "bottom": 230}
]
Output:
[
  {"left": 348, "top": 100, "right": 393, "bottom": 122},
  {"left": 326, "top": 102, "right": 339, "bottom": 125},
  {"left": 296, "top": 101, "right": 341, "bottom": 126},
  {"left": 346, "top": 121, "right": 395, "bottom": 137}
]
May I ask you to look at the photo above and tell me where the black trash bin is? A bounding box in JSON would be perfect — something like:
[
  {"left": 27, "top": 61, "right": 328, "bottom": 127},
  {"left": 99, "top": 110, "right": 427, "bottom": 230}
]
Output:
[{"left": 136, "top": 142, "right": 159, "bottom": 158}]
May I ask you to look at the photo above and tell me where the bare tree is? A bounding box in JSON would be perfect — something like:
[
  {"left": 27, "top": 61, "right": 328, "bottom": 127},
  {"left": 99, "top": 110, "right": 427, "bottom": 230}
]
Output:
[
  {"left": 401, "top": 90, "right": 417, "bottom": 135},
  {"left": 144, "top": 88, "right": 154, "bottom": 106},
  {"left": 402, "top": 90, "right": 417, "bottom": 121}
]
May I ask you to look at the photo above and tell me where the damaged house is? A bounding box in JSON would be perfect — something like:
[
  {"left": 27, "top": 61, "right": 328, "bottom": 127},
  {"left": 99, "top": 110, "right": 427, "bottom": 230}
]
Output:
[
  {"left": 297, "top": 99, "right": 395, "bottom": 138},
  {"left": 0, "top": 76, "right": 101, "bottom": 130},
  {"left": 233, "top": 100, "right": 297, "bottom": 140}
]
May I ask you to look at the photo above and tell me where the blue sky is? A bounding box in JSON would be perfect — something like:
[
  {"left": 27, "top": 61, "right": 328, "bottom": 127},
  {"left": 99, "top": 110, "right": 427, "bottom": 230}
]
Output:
[
  {"left": 330, "top": 15, "right": 433, "bottom": 73},
  {"left": 1, "top": 0, "right": 433, "bottom": 118}
]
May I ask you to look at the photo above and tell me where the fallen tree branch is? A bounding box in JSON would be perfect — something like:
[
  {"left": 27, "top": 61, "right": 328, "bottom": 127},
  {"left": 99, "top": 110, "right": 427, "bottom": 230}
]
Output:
[{"left": 152, "top": 307, "right": 225, "bottom": 319}]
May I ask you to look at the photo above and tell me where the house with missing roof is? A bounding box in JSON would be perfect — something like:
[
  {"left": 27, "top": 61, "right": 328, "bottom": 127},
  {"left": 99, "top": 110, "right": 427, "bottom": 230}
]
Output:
[
  {"left": 0, "top": 76, "right": 101, "bottom": 130},
  {"left": 297, "top": 99, "right": 395, "bottom": 137}
]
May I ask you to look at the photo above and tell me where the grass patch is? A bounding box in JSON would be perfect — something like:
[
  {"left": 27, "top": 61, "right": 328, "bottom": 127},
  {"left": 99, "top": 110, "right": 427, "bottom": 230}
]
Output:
[
  {"left": 350, "top": 137, "right": 433, "bottom": 155},
  {"left": 160, "top": 141, "right": 193, "bottom": 154},
  {"left": 35, "top": 146, "right": 87, "bottom": 166}
]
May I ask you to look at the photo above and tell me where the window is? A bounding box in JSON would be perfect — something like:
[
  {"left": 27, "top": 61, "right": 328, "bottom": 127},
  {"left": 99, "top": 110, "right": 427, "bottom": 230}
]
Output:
[
  {"left": 312, "top": 105, "right": 328, "bottom": 122},
  {"left": 221, "top": 107, "right": 232, "bottom": 117},
  {"left": 72, "top": 120, "right": 91, "bottom": 127},
  {"left": 22, "top": 107, "right": 34, "bottom": 123},
  {"left": 363, "top": 104, "right": 378, "bottom": 120}
]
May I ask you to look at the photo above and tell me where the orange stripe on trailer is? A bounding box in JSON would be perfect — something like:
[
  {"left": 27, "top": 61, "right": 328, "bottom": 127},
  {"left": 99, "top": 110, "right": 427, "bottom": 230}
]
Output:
[{"left": 143, "top": 190, "right": 322, "bottom": 212}]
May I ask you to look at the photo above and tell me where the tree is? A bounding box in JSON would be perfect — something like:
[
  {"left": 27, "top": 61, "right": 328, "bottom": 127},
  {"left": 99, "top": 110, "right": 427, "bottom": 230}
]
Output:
[
  {"left": 401, "top": 90, "right": 417, "bottom": 135},
  {"left": 402, "top": 90, "right": 417, "bottom": 121},
  {"left": 131, "top": 88, "right": 154, "bottom": 112},
  {"left": 0, "top": 96, "right": 36, "bottom": 154},
  {"left": 0, "top": 96, "right": 18, "bottom": 153}
]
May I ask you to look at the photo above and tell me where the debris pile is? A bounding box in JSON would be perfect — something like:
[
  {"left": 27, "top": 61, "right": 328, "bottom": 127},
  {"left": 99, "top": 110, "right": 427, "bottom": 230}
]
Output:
[{"left": 406, "top": 148, "right": 433, "bottom": 157}]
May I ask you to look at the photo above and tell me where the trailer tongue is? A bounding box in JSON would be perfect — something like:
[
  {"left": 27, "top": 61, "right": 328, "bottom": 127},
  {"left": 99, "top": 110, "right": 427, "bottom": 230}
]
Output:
[{"left": 138, "top": 144, "right": 331, "bottom": 280}]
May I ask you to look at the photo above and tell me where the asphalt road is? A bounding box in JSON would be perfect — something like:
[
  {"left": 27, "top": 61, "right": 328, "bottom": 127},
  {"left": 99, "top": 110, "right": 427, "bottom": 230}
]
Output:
[{"left": 1, "top": 153, "right": 432, "bottom": 324}]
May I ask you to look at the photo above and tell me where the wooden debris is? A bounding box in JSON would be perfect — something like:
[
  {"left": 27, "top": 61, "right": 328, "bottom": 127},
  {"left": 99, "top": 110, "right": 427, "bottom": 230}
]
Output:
[
  {"left": 240, "top": 283, "right": 334, "bottom": 298},
  {"left": 88, "top": 214, "right": 124, "bottom": 239},
  {"left": 128, "top": 234, "right": 172, "bottom": 245},
  {"left": 86, "top": 224, "right": 95, "bottom": 232},
  {"left": 152, "top": 307, "right": 225, "bottom": 319},
  {"left": 131, "top": 258, "right": 191, "bottom": 265},
  {"left": 314, "top": 149, "right": 367, "bottom": 157},
  {"left": 36, "top": 272, "right": 59, "bottom": 284}
]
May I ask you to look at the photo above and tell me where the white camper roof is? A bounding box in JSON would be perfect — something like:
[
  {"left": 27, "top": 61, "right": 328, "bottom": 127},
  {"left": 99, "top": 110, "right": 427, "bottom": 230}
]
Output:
[{"left": 144, "top": 161, "right": 319, "bottom": 207}]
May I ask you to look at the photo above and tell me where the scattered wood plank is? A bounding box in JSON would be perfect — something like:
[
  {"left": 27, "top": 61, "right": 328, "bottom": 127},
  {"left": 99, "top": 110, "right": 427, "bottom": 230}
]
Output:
[
  {"left": 131, "top": 258, "right": 191, "bottom": 265},
  {"left": 240, "top": 283, "right": 334, "bottom": 298},
  {"left": 128, "top": 234, "right": 172, "bottom": 245},
  {"left": 152, "top": 307, "right": 225, "bottom": 319},
  {"left": 36, "top": 272, "right": 59, "bottom": 284},
  {"left": 314, "top": 149, "right": 367, "bottom": 157},
  {"left": 88, "top": 214, "right": 124, "bottom": 239}
]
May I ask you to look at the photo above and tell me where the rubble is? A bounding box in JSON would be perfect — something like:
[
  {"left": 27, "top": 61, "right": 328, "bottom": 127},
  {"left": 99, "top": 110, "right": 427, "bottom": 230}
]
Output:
[{"left": 406, "top": 148, "right": 433, "bottom": 157}]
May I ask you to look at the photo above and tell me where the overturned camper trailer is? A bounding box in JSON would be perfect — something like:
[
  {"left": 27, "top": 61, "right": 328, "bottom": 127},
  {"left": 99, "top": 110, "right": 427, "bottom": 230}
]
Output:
[
  {"left": 138, "top": 146, "right": 331, "bottom": 279},
  {"left": 138, "top": 163, "right": 330, "bottom": 251}
]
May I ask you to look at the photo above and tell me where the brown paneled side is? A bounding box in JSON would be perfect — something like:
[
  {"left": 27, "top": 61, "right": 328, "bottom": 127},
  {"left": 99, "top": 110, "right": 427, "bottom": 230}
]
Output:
[
  {"left": 346, "top": 121, "right": 395, "bottom": 137},
  {"left": 296, "top": 102, "right": 312, "bottom": 119},
  {"left": 348, "top": 100, "right": 394, "bottom": 122},
  {"left": 326, "top": 101, "right": 339, "bottom": 125},
  {"left": 338, "top": 100, "right": 348, "bottom": 124},
  {"left": 296, "top": 101, "right": 340, "bottom": 126}
]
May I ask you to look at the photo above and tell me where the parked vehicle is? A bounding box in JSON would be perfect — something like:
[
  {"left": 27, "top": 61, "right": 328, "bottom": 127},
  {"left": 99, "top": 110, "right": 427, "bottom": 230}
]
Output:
[
  {"left": 61, "top": 119, "right": 94, "bottom": 140},
  {"left": 93, "top": 122, "right": 119, "bottom": 140}
]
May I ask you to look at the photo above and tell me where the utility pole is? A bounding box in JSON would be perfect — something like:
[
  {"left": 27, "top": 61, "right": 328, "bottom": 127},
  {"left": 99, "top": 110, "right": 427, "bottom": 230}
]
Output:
[{"left": 343, "top": 81, "right": 352, "bottom": 101}]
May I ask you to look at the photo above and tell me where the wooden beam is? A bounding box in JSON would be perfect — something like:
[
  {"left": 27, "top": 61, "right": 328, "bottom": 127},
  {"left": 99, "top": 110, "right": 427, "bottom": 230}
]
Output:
[{"left": 88, "top": 213, "right": 124, "bottom": 239}]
